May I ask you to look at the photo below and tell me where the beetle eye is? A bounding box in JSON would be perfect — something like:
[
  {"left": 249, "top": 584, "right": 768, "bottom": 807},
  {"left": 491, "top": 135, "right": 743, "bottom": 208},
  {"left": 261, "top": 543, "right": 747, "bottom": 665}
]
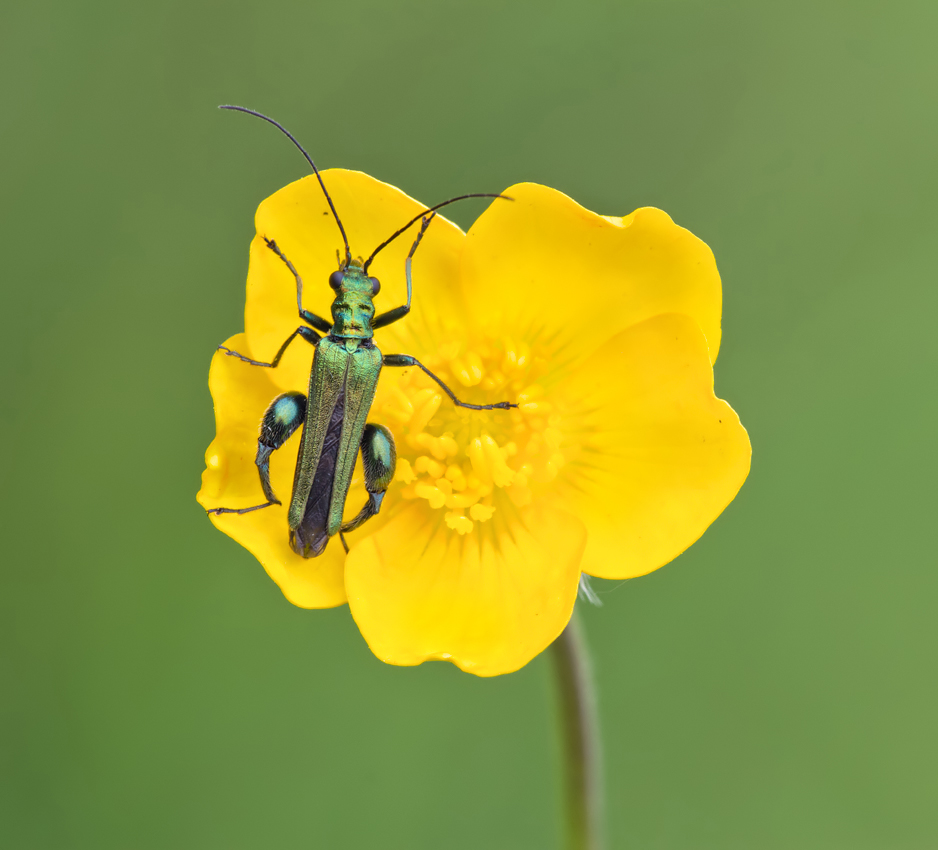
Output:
[
  {"left": 329, "top": 271, "right": 344, "bottom": 289},
  {"left": 369, "top": 276, "right": 381, "bottom": 295}
]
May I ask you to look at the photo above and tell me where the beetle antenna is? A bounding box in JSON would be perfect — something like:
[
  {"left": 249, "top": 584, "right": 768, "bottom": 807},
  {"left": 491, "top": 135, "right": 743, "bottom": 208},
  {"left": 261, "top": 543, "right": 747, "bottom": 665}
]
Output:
[
  {"left": 220, "top": 105, "right": 353, "bottom": 268},
  {"left": 363, "top": 193, "right": 512, "bottom": 273}
]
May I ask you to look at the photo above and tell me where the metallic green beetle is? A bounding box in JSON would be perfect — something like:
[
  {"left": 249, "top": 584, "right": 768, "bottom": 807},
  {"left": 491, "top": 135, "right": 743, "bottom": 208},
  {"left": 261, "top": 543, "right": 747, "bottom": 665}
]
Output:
[{"left": 207, "top": 107, "right": 516, "bottom": 557}]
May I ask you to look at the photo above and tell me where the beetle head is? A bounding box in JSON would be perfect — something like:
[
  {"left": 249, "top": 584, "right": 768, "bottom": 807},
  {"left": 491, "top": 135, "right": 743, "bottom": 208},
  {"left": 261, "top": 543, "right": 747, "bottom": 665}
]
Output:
[{"left": 328, "top": 262, "right": 379, "bottom": 339}]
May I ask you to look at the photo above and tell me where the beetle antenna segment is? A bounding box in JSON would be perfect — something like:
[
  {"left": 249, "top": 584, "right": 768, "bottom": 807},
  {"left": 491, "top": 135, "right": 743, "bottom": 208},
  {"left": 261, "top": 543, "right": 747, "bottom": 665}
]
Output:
[
  {"left": 362, "top": 193, "right": 512, "bottom": 273},
  {"left": 219, "top": 105, "right": 353, "bottom": 268}
]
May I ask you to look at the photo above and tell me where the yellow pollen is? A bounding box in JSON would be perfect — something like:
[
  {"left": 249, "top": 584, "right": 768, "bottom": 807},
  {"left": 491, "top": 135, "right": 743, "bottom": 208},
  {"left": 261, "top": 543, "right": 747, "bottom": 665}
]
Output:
[
  {"left": 414, "top": 482, "right": 447, "bottom": 509},
  {"left": 445, "top": 464, "right": 466, "bottom": 490},
  {"left": 469, "top": 503, "right": 495, "bottom": 522},
  {"left": 414, "top": 456, "right": 445, "bottom": 478},
  {"left": 445, "top": 512, "right": 473, "bottom": 535},
  {"left": 394, "top": 458, "right": 416, "bottom": 484},
  {"left": 373, "top": 333, "right": 571, "bottom": 535},
  {"left": 467, "top": 435, "right": 515, "bottom": 488},
  {"left": 452, "top": 352, "right": 483, "bottom": 387},
  {"left": 411, "top": 389, "right": 442, "bottom": 434}
]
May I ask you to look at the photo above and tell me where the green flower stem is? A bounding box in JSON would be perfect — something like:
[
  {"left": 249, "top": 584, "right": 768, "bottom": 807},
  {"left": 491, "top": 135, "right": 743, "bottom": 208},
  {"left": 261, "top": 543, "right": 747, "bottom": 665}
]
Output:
[{"left": 551, "top": 608, "right": 605, "bottom": 850}]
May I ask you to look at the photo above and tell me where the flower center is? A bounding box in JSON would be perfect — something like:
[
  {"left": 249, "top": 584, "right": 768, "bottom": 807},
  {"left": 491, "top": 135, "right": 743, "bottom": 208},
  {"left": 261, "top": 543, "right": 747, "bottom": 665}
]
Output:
[{"left": 373, "top": 330, "right": 567, "bottom": 535}]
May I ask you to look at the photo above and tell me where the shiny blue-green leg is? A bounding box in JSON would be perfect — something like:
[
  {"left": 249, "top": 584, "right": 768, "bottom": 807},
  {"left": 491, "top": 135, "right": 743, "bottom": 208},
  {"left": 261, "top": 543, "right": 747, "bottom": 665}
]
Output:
[
  {"left": 372, "top": 214, "right": 434, "bottom": 330},
  {"left": 207, "top": 392, "right": 307, "bottom": 515},
  {"left": 218, "top": 238, "right": 331, "bottom": 367},
  {"left": 263, "top": 237, "right": 333, "bottom": 333},
  {"left": 382, "top": 355, "right": 517, "bottom": 411},
  {"left": 340, "top": 424, "right": 397, "bottom": 535},
  {"left": 219, "top": 325, "right": 320, "bottom": 368}
]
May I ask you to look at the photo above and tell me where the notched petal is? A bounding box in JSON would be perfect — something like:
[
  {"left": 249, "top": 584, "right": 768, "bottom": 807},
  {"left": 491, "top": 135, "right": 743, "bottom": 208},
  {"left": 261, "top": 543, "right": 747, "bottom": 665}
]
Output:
[
  {"left": 344, "top": 502, "right": 586, "bottom": 676},
  {"left": 200, "top": 173, "right": 749, "bottom": 675},
  {"left": 462, "top": 183, "right": 723, "bottom": 363},
  {"left": 556, "top": 314, "right": 751, "bottom": 580},
  {"left": 196, "top": 335, "right": 347, "bottom": 609}
]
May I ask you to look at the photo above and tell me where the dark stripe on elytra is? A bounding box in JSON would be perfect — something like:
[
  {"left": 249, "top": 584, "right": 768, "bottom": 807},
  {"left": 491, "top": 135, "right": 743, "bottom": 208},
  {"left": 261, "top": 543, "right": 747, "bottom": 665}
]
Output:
[{"left": 296, "top": 388, "right": 346, "bottom": 552}]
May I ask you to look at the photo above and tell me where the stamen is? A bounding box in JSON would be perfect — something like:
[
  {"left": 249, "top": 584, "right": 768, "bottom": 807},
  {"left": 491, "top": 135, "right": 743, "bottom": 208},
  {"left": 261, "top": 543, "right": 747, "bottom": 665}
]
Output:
[{"left": 375, "top": 331, "right": 571, "bottom": 535}]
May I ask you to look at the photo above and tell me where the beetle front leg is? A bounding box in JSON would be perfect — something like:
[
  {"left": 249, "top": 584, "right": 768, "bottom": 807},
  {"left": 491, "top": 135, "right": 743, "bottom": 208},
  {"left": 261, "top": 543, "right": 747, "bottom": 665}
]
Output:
[
  {"left": 207, "top": 392, "right": 307, "bottom": 515},
  {"left": 371, "top": 214, "right": 435, "bottom": 330},
  {"left": 264, "top": 237, "right": 332, "bottom": 333},
  {"left": 219, "top": 325, "right": 320, "bottom": 368},
  {"left": 383, "top": 355, "right": 517, "bottom": 410},
  {"left": 341, "top": 424, "right": 397, "bottom": 534}
]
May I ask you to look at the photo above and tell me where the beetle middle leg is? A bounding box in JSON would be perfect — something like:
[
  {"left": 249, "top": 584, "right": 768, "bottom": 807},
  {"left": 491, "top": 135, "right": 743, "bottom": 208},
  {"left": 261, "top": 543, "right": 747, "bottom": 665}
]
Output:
[
  {"left": 219, "top": 237, "right": 333, "bottom": 366},
  {"left": 207, "top": 392, "right": 307, "bottom": 516},
  {"left": 340, "top": 424, "right": 397, "bottom": 535},
  {"left": 219, "top": 325, "right": 321, "bottom": 368},
  {"left": 382, "top": 355, "right": 517, "bottom": 411}
]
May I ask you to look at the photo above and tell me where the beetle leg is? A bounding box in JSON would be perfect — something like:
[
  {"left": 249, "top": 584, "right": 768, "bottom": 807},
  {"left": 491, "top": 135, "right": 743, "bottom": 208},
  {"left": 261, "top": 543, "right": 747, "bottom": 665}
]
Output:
[
  {"left": 371, "top": 214, "right": 435, "bottom": 329},
  {"left": 219, "top": 325, "right": 320, "bottom": 368},
  {"left": 382, "top": 354, "right": 517, "bottom": 411},
  {"left": 264, "top": 237, "right": 333, "bottom": 333},
  {"left": 340, "top": 424, "right": 397, "bottom": 534},
  {"left": 206, "top": 392, "right": 307, "bottom": 516}
]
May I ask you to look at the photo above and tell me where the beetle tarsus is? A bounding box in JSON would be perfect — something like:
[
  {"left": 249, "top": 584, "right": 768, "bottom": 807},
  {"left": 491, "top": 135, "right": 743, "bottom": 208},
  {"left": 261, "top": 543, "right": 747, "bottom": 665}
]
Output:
[
  {"left": 207, "top": 499, "right": 280, "bottom": 516},
  {"left": 218, "top": 345, "right": 275, "bottom": 367}
]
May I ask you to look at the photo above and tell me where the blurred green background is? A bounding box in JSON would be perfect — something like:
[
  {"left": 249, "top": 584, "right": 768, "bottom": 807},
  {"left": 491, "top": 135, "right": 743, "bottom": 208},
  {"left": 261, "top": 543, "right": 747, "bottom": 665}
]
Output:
[{"left": 2, "top": 1, "right": 935, "bottom": 847}]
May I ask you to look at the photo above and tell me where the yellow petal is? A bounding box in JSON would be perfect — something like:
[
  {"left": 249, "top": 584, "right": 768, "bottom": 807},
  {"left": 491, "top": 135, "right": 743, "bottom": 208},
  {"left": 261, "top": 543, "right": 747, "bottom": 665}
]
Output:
[
  {"left": 557, "top": 314, "right": 750, "bottom": 579},
  {"left": 243, "top": 170, "right": 466, "bottom": 391},
  {"left": 196, "top": 334, "right": 347, "bottom": 608},
  {"left": 461, "top": 183, "right": 723, "bottom": 363},
  {"left": 344, "top": 502, "right": 587, "bottom": 676}
]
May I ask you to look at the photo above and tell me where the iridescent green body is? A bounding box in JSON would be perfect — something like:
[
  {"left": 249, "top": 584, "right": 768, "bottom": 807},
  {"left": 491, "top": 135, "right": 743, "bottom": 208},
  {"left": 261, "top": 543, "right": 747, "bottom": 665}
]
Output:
[
  {"left": 206, "top": 107, "right": 516, "bottom": 557},
  {"left": 289, "top": 269, "right": 383, "bottom": 549},
  {"left": 209, "top": 243, "right": 516, "bottom": 558}
]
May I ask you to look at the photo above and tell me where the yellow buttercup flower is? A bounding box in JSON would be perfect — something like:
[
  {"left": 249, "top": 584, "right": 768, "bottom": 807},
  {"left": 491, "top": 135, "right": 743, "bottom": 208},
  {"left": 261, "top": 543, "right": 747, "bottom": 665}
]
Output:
[{"left": 197, "top": 170, "right": 751, "bottom": 676}]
